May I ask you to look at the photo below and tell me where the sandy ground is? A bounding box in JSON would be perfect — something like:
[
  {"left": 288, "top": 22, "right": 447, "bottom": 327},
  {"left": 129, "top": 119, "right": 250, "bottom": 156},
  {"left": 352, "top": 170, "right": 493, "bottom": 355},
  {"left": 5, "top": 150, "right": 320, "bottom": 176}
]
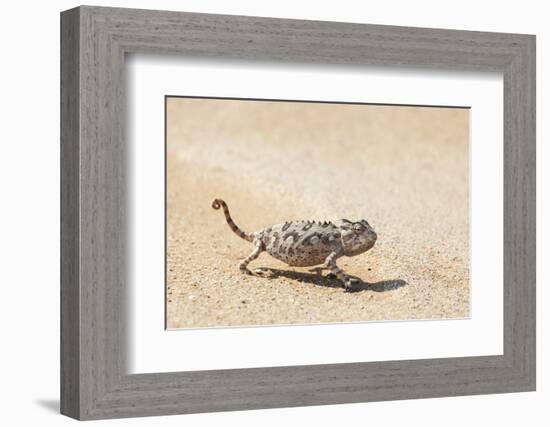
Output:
[{"left": 166, "top": 98, "right": 470, "bottom": 329}]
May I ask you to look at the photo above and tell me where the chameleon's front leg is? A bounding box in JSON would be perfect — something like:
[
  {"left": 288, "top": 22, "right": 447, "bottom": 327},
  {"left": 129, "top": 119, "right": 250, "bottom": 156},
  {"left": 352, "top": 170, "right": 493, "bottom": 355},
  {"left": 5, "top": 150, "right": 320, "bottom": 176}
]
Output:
[
  {"left": 325, "top": 251, "right": 354, "bottom": 291},
  {"left": 239, "top": 240, "right": 264, "bottom": 275}
]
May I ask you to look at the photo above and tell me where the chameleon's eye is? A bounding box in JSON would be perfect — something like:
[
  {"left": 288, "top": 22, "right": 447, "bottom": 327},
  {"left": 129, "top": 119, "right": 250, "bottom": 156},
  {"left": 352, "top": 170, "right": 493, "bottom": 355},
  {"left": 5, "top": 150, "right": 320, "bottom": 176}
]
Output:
[{"left": 353, "top": 224, "right": 363, "bottom": 232}]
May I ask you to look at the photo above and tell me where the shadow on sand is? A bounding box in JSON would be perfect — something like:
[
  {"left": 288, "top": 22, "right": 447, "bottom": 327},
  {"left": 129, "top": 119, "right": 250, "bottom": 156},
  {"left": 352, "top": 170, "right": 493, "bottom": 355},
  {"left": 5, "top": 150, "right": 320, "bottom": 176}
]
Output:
[
  {"left": 255, "top": 267, "right": 407, "bottom": 293},
  {"left": 35, "top": 399, "right": 59, "bottom": 413}
]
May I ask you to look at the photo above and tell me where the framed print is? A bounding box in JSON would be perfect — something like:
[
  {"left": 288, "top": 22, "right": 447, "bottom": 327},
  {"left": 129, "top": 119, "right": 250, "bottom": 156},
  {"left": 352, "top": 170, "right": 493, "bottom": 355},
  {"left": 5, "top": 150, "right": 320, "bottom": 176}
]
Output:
[{"left": 60, "top": 6, "right": 536, "bottom": 420}]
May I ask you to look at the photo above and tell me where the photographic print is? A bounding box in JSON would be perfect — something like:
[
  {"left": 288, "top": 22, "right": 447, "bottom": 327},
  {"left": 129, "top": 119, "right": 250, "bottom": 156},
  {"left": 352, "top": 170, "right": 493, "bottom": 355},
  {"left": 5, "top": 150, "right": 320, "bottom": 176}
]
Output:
[{"left": 166, "top": 97, "right": 470, "bottom": 329}]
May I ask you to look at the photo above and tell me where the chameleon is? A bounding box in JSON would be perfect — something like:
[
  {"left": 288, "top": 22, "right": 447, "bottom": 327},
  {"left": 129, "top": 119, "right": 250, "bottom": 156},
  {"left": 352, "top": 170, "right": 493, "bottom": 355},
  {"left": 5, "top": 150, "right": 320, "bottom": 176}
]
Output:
[{"left": 212, "top": 198, "right": 377, "bottom": 291}]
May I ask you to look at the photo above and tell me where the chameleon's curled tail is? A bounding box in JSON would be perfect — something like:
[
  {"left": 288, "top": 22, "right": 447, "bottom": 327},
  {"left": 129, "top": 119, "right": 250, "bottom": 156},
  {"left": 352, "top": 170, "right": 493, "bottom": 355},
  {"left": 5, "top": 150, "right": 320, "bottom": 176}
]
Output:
[{"left": 212, "top": 199, "right": 253, "bottom": 242}]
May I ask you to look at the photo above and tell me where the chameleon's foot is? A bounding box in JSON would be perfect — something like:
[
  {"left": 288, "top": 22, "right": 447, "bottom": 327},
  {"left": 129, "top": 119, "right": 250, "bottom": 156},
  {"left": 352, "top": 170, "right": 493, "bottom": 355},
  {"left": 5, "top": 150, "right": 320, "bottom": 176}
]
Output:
[
  {"left": 239, "top": 266, "right": 253, "bottom": 275},
  {"left": 343, "top": 277, "right": 360, "bottom": 292},
  {"left": 253, "top": 268, "right": 269, "bottom": 276}
]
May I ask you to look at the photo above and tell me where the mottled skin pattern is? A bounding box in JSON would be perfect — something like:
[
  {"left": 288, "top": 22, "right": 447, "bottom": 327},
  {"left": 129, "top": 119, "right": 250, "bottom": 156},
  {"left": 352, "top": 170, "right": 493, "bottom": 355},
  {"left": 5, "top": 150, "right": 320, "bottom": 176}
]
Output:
[{"left": 212, "top": 199, "right": 377, "bottom": 292}]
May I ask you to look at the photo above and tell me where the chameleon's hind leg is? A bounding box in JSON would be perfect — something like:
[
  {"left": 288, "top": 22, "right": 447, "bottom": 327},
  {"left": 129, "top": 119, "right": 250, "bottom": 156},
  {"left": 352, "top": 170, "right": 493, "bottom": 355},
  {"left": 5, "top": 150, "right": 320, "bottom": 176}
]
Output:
[
  {"left": 325, "top": 251, "right": 354, "bottom": 291},
  {"left": 239, "top": 240, "right": 264, "bottom": 275}
]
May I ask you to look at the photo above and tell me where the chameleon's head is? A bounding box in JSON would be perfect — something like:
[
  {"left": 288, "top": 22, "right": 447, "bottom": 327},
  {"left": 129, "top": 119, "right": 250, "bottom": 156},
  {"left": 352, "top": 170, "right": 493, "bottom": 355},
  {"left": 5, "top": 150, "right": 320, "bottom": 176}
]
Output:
[{"left": 337, "top": 219, "right": 377, "bottom": 256}]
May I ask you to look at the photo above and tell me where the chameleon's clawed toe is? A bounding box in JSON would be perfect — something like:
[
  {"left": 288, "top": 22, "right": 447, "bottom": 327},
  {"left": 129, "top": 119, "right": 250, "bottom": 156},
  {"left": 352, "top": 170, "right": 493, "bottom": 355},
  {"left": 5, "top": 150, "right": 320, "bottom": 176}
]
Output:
[
  {"left": 343, "top": 278, "right": 361, "bottom": 292},
  {"left": 344, "top": 284, "right": 357, "bottom": 293}
]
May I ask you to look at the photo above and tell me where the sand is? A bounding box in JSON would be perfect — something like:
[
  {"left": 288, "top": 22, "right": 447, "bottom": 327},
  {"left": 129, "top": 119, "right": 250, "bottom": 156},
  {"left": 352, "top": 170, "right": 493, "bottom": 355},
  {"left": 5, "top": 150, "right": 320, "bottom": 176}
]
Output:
[{"left": 166, "top": 98, "right": 470, "bottom": 329}]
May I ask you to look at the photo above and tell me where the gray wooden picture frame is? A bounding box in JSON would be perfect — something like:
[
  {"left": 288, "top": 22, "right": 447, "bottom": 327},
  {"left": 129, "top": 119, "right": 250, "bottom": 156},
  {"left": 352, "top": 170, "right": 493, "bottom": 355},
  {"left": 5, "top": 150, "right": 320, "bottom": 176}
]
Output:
[{"left": 60, "top": 5, "right": 536, "bottom": 421}]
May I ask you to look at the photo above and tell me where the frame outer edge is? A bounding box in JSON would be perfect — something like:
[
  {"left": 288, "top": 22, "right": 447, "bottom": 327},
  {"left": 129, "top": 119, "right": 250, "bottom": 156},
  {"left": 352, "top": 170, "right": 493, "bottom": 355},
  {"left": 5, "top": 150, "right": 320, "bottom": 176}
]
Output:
[
  {"left": 60, "top": 6, "right": 81, "bottom": 420},
  {"left": 527, "top": 35, "right": 536, "bottom": 390},
  {"left": 502, "top": 34, "right": 536, "bottom": 390},
  {"left": 520, "top": 34, "right": 536, "bottom": 389}
]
